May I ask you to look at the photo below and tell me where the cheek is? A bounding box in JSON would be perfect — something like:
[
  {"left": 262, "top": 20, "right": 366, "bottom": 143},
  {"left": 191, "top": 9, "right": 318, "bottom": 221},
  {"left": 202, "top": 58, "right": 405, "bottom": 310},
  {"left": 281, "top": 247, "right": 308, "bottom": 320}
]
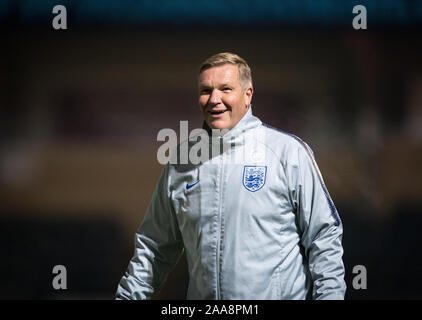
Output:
[
  {"left": 223, "top": 94, "right": 243, "bottom": 110},
  {"left": 222, "top": 95, "right": 237, "bottom": 107},
  {"left": 199, "top": 97, "right": 207, "bottom": 108}
]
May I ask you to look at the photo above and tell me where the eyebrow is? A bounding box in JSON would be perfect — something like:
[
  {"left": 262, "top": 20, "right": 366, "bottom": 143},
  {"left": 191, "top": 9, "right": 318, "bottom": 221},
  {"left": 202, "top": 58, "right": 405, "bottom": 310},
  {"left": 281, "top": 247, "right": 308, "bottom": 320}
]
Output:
[{"left": 199, "top": 83, "right": 233, "bottom": 89}]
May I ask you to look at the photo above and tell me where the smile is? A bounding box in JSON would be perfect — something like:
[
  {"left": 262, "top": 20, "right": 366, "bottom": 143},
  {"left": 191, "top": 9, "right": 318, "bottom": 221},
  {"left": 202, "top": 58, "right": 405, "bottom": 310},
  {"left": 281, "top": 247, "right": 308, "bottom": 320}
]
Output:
[{"left": 208, "top": 110, "right": 227, "bottom": 115}]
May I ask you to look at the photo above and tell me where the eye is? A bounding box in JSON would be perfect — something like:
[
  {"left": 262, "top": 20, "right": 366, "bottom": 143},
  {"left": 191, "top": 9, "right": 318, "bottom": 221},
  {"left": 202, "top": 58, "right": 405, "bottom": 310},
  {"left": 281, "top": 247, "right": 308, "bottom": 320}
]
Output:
[
  {"left": 222, "top": 87, "right": 232, "bottom": 92},
  {"left": 200, "top": 89, "right": 211, "bottom": 94}
]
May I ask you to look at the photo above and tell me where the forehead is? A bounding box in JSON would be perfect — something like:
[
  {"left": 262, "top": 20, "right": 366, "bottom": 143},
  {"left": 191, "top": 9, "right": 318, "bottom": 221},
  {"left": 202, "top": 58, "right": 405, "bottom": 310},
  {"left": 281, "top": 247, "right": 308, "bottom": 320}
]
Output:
[{"left": 199, "top": 64, "right": 240, "bottom": 85}]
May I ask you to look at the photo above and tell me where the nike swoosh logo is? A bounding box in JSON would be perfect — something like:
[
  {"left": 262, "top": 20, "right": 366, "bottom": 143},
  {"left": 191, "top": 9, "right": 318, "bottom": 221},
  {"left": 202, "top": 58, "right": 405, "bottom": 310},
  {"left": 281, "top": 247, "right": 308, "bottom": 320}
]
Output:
[{"left": 186, "top": 181, "right": 199, "bottom": 190}]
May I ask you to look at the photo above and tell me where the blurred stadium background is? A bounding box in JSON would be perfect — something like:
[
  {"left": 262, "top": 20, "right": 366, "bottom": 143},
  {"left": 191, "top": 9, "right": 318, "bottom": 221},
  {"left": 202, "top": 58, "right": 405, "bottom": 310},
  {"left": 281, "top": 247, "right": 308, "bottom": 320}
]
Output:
[{"left": 1, "top": 0, "right": 422, "bottom": 299}]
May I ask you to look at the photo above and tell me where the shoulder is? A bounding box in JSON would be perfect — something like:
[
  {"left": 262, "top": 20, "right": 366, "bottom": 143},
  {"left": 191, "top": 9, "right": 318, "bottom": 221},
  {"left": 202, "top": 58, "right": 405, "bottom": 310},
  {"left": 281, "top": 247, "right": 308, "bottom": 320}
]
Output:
[{"left": 258, "top": 122, "right": 314, "bottom": 159}]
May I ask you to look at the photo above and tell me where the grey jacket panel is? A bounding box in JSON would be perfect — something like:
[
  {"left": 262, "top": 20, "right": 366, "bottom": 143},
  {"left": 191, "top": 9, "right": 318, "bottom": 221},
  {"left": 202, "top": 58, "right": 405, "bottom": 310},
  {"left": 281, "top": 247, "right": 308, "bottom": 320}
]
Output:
[
  {"left": 116, "top": 107, "right": 346, "bottom": 300},
  {"left": 116, "top": 166, "right": 184, "bottom": 300}
]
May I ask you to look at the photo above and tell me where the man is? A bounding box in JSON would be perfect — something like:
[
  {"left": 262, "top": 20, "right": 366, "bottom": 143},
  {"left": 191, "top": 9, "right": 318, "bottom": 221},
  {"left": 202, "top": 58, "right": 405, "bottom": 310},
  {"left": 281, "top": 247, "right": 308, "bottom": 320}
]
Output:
[{"left": 116, "top": 52, "right": 346, "bottom": 300}]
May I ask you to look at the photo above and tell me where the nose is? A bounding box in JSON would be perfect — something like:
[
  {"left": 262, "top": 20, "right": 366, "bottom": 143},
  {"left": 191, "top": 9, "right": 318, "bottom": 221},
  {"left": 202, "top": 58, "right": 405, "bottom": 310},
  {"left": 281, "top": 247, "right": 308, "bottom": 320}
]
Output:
[{"left": 209, "top": 89, "right": 222, "bottom": 105}]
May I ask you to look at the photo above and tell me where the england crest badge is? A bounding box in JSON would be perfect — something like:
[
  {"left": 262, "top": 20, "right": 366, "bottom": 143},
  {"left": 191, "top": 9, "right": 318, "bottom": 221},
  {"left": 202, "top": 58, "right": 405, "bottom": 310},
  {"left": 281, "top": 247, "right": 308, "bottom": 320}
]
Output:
[{"left": 242, "top": 165, "right": 267, "bottom": 192}]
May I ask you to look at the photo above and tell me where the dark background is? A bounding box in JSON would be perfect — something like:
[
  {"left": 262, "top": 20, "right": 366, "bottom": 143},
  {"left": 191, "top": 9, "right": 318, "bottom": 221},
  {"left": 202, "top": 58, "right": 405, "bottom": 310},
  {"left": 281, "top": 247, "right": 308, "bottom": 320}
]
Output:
[{"left": 1, "top": 0, "right": 422, "bottom": 299}]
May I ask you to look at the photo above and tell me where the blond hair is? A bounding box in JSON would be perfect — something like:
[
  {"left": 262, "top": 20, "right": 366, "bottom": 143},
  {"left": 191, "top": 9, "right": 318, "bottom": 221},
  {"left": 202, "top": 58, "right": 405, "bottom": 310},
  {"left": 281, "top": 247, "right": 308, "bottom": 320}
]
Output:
[{"left": 199, "top": 52, "right": 253, "bottom": 90}]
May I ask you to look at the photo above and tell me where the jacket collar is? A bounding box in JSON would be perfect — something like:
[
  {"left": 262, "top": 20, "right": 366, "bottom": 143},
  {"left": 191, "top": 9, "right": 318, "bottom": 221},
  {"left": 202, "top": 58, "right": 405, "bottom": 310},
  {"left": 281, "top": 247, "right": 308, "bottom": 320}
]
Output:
[{"left": 202, "top": 105, "right": 262, "bottom": 146}]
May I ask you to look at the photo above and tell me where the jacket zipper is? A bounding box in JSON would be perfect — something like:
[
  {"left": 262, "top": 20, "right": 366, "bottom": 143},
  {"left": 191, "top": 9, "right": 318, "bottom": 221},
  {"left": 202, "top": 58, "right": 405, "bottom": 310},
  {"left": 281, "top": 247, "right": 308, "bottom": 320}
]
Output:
[{"left": 216, "top": 141, "right": 224, "bottom": 299}]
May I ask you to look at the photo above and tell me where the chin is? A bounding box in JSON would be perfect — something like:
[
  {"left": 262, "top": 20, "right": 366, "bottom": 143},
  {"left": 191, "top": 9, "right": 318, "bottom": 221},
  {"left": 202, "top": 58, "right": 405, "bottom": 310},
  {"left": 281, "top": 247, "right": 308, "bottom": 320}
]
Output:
[{"left": 209, "top": 120, "right": 230, "bottom": 130}]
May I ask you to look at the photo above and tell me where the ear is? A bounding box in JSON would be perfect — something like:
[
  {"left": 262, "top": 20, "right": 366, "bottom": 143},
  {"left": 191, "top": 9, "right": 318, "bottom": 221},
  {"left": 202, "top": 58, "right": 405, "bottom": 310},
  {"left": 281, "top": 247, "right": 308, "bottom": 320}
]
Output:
[{"left": 244, "top": 87, "right": 253, "bottom": 107}]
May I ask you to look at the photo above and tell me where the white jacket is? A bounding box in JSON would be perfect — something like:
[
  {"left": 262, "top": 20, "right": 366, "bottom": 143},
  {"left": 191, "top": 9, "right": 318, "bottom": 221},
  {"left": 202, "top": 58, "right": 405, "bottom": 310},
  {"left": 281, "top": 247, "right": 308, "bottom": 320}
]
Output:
[{"left": 116, "top": 107, "right": 346, "bottom": 300}]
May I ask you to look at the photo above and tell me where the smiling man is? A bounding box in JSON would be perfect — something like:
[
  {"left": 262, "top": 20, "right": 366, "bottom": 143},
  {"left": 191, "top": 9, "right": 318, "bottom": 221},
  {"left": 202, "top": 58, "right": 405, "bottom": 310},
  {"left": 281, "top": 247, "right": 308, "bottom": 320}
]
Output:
[
  {"left": 198, "top": 56, "right": 253, "bottom": 130},
  {"left": 116, "top": 53, "right": 346, "bottom": 300}
]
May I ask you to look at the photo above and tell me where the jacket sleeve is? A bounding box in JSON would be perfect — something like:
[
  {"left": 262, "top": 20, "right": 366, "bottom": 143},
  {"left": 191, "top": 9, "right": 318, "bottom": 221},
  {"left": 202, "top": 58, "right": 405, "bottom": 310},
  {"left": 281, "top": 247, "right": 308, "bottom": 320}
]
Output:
[
  {"left": 288, "top": 141, "right": 346, "bottom": 300},
  {"left": 116, "top": 164, "right": 184, "bottom": 299}
]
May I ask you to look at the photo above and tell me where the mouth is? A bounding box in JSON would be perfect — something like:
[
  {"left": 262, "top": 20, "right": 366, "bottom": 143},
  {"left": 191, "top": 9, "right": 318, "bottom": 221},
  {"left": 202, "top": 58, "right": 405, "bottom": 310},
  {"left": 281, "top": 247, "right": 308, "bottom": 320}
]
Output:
[{"left": 208, "top": 110, "right": 227, "bottom": 116}]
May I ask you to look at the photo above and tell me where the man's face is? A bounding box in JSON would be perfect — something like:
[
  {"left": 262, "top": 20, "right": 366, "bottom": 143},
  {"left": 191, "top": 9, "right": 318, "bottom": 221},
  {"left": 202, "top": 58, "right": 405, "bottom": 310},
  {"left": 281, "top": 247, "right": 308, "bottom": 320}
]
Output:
[{"left": 198, "top": 64, "right": 253, "bottom": 130}]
